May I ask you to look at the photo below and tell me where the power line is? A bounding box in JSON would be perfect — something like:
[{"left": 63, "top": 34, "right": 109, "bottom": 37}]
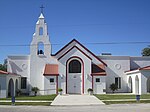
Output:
[
  {"left": 0, "top": 22, "right": 150, "bottom": 29},
  {"left": 83, "top": 42, "right": 150, "bottom": 45},
  {"left": 0, "top": 41, "right": 149, "bottom": 47}
]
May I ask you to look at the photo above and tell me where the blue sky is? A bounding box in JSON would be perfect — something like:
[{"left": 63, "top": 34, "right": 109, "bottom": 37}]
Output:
[{"left": 0, "top": 0, "right": 150, "bottom": 63}]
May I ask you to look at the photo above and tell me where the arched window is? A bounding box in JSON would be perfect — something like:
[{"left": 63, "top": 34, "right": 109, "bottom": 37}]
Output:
[
  {"left": 37, "top": 42, "right": 44, "bottom": 55},
  {"left": 69, "top": 60, "right": 81, "bottom": 73},
  {"left": 39, "top": 27, "right": 43, "bottom": 35}
]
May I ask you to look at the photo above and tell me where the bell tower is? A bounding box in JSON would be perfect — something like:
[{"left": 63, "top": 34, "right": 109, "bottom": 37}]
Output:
[
  {"left": 29, "top": 11, "right": 52, "bottom": 95},
  {"left": 30, "top": 13, "right": 51, "bottom": 57}
]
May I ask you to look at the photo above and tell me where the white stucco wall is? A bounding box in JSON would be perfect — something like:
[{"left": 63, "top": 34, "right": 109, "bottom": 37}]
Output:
[
  {"left": 0, "top": 75, "right": 6, "bottom": 98},
  {"left": 30, "top": 55, "right": 58, "bottom": 95},
  {"left": 100, "top": 56, "right": 130, "bottom": 93},
  {"left": 7, "top": 56, "right": 30, "bottom": 93},
  {"left": 44, "top": 76, "right": 57, "bottom": 94},
  {"left": 126, "top": 71, "right": 142, "bottom": 95},
  {"left": 93, "top": 76, "right": 106, "bottom": 94},
  {"left": 140, "top": 70, "right": 150, "bottom": 94}
]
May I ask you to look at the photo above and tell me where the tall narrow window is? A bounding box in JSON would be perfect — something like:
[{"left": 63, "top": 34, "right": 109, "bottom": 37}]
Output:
[
  {"left": 69, "top": 60, "right": 81, "bottom": 73},
  {"left": 39, "top": 27, "right": 43, "bottom": 35},
  {"left": 115, "top": 77, "right": 121, "bottom": 89},
  {"left": 37, "top": 42, "right": 44, "bottom": 55},
  {"left": 21, "top": 77, "right": 27, "bottom": 89}
]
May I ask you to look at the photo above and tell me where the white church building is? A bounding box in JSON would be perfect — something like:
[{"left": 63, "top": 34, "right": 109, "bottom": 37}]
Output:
[{"left": 0, "top": 13, "right": 150, "bottom": 98}]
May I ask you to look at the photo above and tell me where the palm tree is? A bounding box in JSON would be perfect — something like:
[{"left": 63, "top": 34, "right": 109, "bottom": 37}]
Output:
[{"left": 32, "top": 87, "right": 39, "bottom": 96}]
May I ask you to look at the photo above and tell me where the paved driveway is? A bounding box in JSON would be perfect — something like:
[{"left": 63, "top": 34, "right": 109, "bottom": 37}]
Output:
[
  {"left": 0, "top": 104, "right": 150, "bottom": 112},
  {"left": 51, "top": 94, "right": 104, "bottom": 105}
]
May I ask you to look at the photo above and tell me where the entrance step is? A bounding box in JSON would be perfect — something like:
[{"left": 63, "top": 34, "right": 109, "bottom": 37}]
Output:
[{"left": 51, "top": 94, "right": 104, "bottom": 106}]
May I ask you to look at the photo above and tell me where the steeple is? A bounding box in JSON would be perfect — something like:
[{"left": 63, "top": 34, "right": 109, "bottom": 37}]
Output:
[{"left": 30, "top": 7, "right": 51, "bottom": 57}]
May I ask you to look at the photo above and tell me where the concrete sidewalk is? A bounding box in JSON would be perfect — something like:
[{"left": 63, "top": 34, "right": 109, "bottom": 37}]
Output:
[{"left": 51, "top": 94, "right": 104, "bottom": 106}]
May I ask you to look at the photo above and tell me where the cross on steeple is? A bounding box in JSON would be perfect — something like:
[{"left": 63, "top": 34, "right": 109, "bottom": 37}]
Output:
[{"left": 40, "top": 5, "right": 44, "bottom": 13}]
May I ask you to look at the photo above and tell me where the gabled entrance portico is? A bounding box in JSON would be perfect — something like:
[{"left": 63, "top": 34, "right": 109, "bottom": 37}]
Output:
[{"left": 66, "top": 57, "right": 84, "bottom": 94}]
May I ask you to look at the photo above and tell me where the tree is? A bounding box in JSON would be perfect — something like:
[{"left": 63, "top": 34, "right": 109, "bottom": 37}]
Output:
[
  {"left": 109, "top": 83, "right": 118, "bottom": 93},
  {"left": 32, "top": 87, "right": 39, "bottom": 96},
  {"left": 141, "top": 46, "right": 150, "bottom": 56},
  {"left": 0, "top": 59, "right": 7, "bottom": 71}
]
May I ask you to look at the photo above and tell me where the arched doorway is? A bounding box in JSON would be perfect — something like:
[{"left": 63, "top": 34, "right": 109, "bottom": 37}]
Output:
[
  {"left": 135, "top": 75, "right": 139, "bottom": 94},
  {"left": 8, "top": 78, "right": 14, "bottom": 97},
  {"left": 15, "top": 79, "right": 18, "bottom": 96},
  {"left": 147, "top": 77, "right": 150, "bottom": 93},
  {"left": 128, "top": 76, "right": 132, "bottom": 93},
  {"left": 66, "top": 57, "right": 83, "bottom": 94}
]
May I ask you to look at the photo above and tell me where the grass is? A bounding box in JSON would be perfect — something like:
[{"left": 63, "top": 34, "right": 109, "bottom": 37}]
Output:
[
  {"left": 104, "top": 100, "right": 150, "bottom": 105},
  {"left": 0, "top": 102, "right": 51, "bottom": 106},
  {"left": 0, "top": 94, "right": 57, "bottom": 101},
  {"left": 0, "top": 94, "right": 56, "bottom": 106},
  {"left": 95, "top": 94, "right": 150, "bottom": 100},
  {"left": 95, "top": 94, "right": 150, "bottom": 105}
]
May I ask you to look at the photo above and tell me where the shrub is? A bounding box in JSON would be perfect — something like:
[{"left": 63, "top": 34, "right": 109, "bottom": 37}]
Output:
[
  {"left": 32, "top": 87, "right": 39, "bottom": 96},
  {"left": 87, "top": 88, "right": 93, "bottom": 92},
  {"left": 109, "top": 83, "right": 118, "bottom": 93},
  {"left": 58, "top": 88, "right": 63, "bottom": 92}
]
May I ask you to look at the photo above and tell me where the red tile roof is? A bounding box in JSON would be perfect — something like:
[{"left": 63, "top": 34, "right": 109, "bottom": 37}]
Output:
[
  {"left": 139, "top": 66, "right": 150, "bottom": 70},
  {"left": 0, "top": 70, "right": 20, "bottom": 76},
  {"left": 91, "top": 64, "right": 106, "bottom": 76},
  {"left": 43, "top": 64, "right": 59, "bottom": 76},
  {"left": 91, "top": 72, "right": 106, "bottom": 76},
  {"left": 125, "top": 65, "right": 150, "bottom": 73},
  {"left": 0, "top": 70, "right": 8, "bottom": 75}
]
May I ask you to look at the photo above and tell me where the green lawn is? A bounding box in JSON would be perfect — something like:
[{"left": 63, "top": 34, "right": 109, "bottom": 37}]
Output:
[
  {"left": 0, "top": 94, "right": 57, "bottom": 101},
  {"left": 0, "top": 102, "right": 51, "bottom": 106},
  {"left": 95, "top": 94, "right": 150, "bottom": 105},
  {"left": 95, "top": 94, "right": 150, "bottom": 100},
  {"left": 104, "top": 100, "right": 150, "bottom": 105}
]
